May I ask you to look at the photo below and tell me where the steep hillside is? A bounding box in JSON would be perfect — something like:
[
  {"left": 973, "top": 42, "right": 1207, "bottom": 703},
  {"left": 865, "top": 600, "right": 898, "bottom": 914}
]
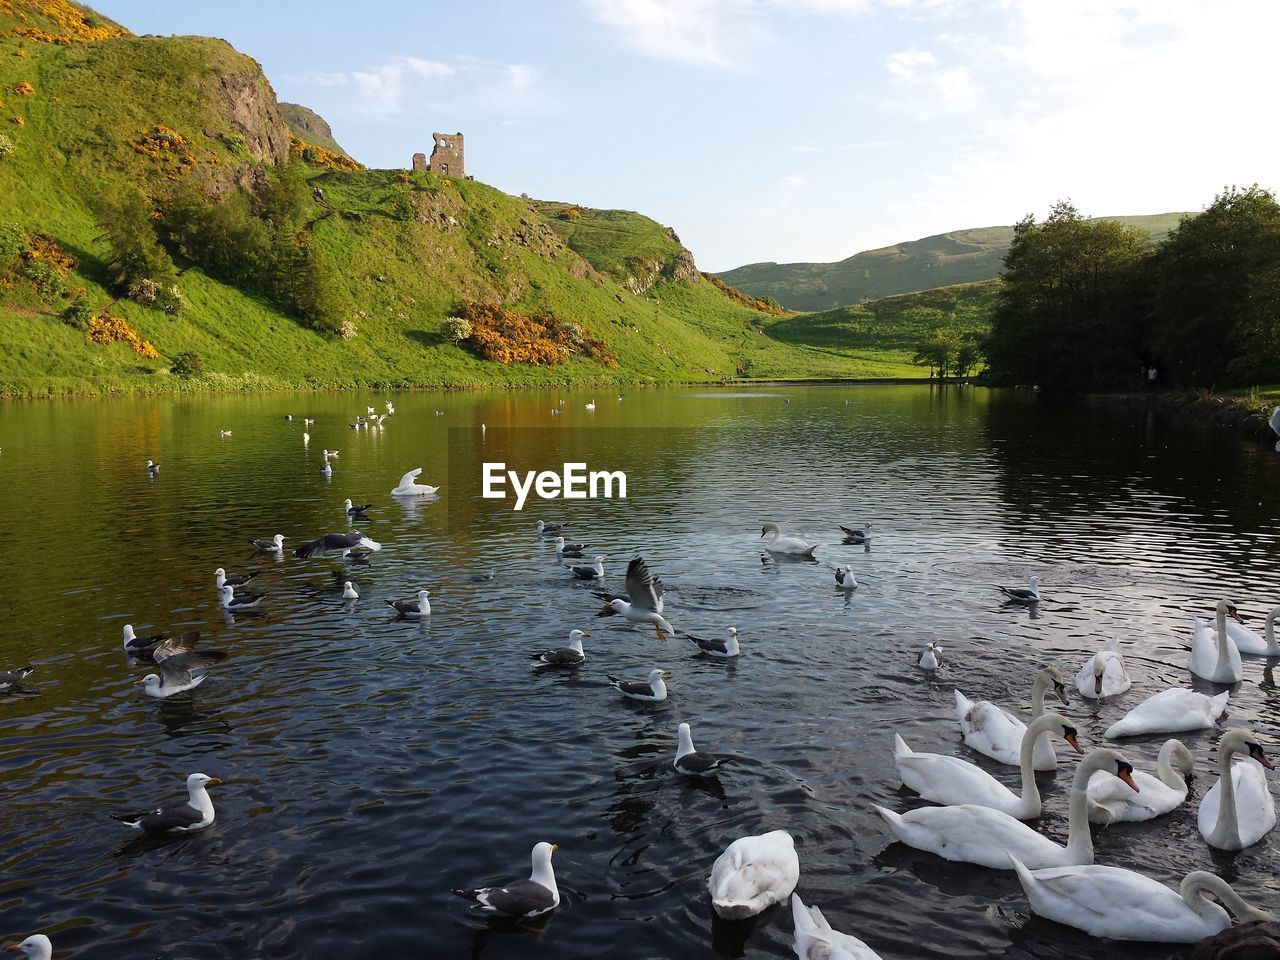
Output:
[
  {"left": 720, "top": 213, "right": 1187, "bottom": 311},
  {"left": 0, "top": 1, "right": 905, "bottom": 397},
  {"left": 280, "top": 102, "right": 350, "bottom": 158}
]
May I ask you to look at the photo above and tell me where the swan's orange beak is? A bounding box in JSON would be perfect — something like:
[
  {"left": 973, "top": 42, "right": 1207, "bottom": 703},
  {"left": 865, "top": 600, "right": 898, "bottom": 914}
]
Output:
[
  {"left": 1249, "top": 745, "right": 1273, "bottom": 769},
  {"left": 1117, "top": 763, "right": 1140, "bottom": 792},
  {"left": 1064, "top": 732, "right": 1083, "bottom": 754}
]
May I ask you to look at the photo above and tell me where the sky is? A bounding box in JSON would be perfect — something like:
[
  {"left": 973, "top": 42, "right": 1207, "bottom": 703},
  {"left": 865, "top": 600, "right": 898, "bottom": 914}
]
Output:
[{"left": 90, "top": 0, "right": 1280, "bottom": 272}]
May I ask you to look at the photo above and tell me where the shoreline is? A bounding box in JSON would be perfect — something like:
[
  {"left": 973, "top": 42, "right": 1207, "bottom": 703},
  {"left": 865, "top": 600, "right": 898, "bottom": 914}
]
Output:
[{"left": 1086, "top": 390, "right": 1278, "bottom": 444}]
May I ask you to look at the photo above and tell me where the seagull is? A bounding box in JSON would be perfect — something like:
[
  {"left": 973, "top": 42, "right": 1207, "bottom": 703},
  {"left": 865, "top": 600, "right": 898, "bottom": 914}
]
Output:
[
  {"left": 219, "top": 585, "right": 263, "bottom": 610},
  {"left": 323, "top": 449, "right": 339, "bottom": 460},
  {"left": 285, "top": 414, "right": 293, "bottom": 421},
  {"left": 999, "top": 575, "right": 1041, "bottom": 604},
  {"left": 839, "top": 523, "right": 873, "bottom": 543},
  {"left": 435, "top": 410, "right": 444, "bottom": 416},
  {"left": 343, "top": 498, "right": 373, "bottom": 518},
  {"left": 2, "top": 935, "right": 52, "bottom": 960},
  {"left": 385, "top": 402, "right": 394, "bottom": 414},
  {"left": 0, "top": 664, "right": 35, "bottom": 693},
  {"left": 686, "top": 626, "right": 739, "bottom": 658},
  {"left": 139, "top": 648, "right": 228, "bottom": 698},
  {"left": 531, "top": 629, "right": 588, "bottom": 666},
  {"left": 249, "top": 534, "right": 286, "bottom": 552},
  {"left": 452, "top": 841, "right": 560, "bottom": 918},
  {"left": 554, "top": 536, "right": 587, "bottom": 558},
  {"left": 568, "top": 556, "right": 606, "bottom": 580},
  {"left": 292, "top": 530, "right": 382, "bottom": 559},
  {"left": 833, "top": 565, "right": 857, "bottom": 590},
  {"left": 146, "top": 459, "right": 159, "bottom": 476},
  {"left": 304, "top": 418, "right": 315, "bottom": 426},
  {"left": 535, "top": 520, "right": 566, "bottom": 536},
  {"left": 214, "top": 567, "right": 258, "bottom": 590},
  {"left": 390, "top": 468, "right": 439, "bottom": 497},
  {"left": 674, "top": 722, "right": 726, "bottom": 774},
  {"left": 608, "top": 668, "right": 671, "bottom": 702},
  {"left": 113, "top": 772, "right": 221, "bottom": 834},
  {"left": 122, "top": 626, "right": 200, "bottom": 661},
  {"left": 594, "top": 557, "right": 675, "bottom": 640},
  {"left": 385, "top": 590, "right": 430, "bottom": 617},
  {"left": 367, "top": 406, "right": 376, "bottom": 415},
  {"left": 321, "top": 462, "right": 332, "bottom": 477},
  {"left": 302, "top": 432, "right": 310, "bottom": 443},
  {"left": 341, "top": 581, "right": 359, "bottom": 600},
  {"left": 219, "top": 430, "right": 232, "bottom": 438},
  {"left": 918, "top": 642, "right": 943, "bottom": 669}
]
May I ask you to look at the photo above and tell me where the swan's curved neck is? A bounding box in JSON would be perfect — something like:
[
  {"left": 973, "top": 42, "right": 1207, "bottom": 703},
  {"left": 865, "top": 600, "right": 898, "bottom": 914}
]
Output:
[
  {"left": 1267, "top": 608, "right": 1279, "bottom": 655},
  {"left": 1183, "top": 873, "right": 1277, "bottom": 925},
  {"left": 1155, "top": 740, "right": 1191, "bottom": 791},
  {"left": 1214, "top": 603, "right": 1234, "bottom": 673},
  {"left": 1065, "top": 755, "right": 1111, "bottom": 861},
  {"left": 1017, "top": 716, "right": 1054, "bottom": 810},
  {"left": 1210, "top": 741, "right": 1242, "bottom": 848},
  {"left": 1030, "top": 674, "right": 1052, "bottom": 718}
]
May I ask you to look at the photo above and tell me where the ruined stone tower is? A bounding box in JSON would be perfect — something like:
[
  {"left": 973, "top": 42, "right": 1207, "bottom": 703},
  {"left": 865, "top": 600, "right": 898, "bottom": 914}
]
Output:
[
  {"left": 411, "top": 152, "right": 427, "bottom": 174},
  {"left": 427, "top": 132, "right": 464, "bottom": 177}
]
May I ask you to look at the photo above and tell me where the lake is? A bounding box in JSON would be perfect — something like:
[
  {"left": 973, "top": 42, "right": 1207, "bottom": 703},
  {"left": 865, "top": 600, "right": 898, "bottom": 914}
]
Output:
[{"left": 0, "top": 384, "right": 1277, "bottom": 959}]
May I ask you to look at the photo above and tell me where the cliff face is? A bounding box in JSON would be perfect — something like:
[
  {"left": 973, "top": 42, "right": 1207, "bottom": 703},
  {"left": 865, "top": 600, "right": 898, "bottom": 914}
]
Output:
[{"left": 280, "top": 102, "right": 350, "bottom": 158}]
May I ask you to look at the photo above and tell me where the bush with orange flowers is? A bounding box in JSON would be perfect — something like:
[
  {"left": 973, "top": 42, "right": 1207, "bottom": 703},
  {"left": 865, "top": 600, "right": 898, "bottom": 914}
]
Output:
[
  {"left": 289, "top": 135, "right": 361, "bottom": 172},
  {"left": 86, "top": 313, "right": 158, "bottom": 358},
  {"left": 455, "top": 303, "right": 617, "bottom": 368},
  {"left": 13, "top": 81, "right": 34, "bottom": 96},
  {"left": 0, "top": 0, "right": 131, "bottom": 44}
]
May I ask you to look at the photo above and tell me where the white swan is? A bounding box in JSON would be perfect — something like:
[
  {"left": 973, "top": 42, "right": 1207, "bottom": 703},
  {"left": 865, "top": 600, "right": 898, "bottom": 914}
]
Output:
[
  {"left": 1009, "top": 856, "right": 1276, "bottom": 943},
  {"left": 761, "top": 522, "right": 817, "bottom": 557},
  {"left": 1190, "top": 600, "right": 1245, "bottom": 683},
  {"left": 874, "top": 748, "right": 1138, "bottom": 870},
  {"left": 1198, "top": 728, "right": 1276, "bottom": 851},
  {"left": 894, "top": 712, "right": 1081, "bottom": 819},
  {"left": 1105, "top": 688, "right": 1229, "bottom": 738},
  {"left": 792, "top": 894, "right": 882, "bottom": 960},
  {"left": 1074, "top": 640, "right": 1132, "bottom": 699},
  {"left": 1226, "top": 605, "right": 1280, "bottom": 656},
  {"left": 390, "top": 467, "right": 440, "bottom": 497},
  {"left": 707, "top": 829, "right": 799, "bottom": 919},
  {"left": 1087, "top": 738, "right": 1194, "bottom": 824},
  {"left": 1270, "top": 405, "right": 1280, "bottom": 438},
  {"left": 955, "top": 667, "right": 1068, "bottom": 771}
]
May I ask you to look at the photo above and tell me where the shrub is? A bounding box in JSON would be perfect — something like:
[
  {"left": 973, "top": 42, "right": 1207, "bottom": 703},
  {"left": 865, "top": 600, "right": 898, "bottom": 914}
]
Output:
[
  {"left": 87, "top": 314, "right": 158, "bottom": 358},
  {"left": 127, "top": 276, "right": 159, "bottom": 303},
  {"left": 13, "top": 82, "right": 34, "bottom": 96},
  {"left": 21, "top": 259, "right": 65, "bottom": 299},
  {"left": 440, "top": 315, "right": 472, "bottom": 343},
  {"left": 456, "top": 303, "right": 617, "bottom": 367},
  {"left": 0, "top": 132, "right": 14, "bottom": 160},
  {"left": 337, "top": 320, "right": 357, "bottom": 340},
  {"left": 170, "top": 350, "right": 203, "bottom": 378},
  {"left": 62, "top": 297, "right": 95, "bottom": 329},
  {"left": 0, "top": 220, "right": 25, "bottom": 264},
  {"left": 155, "top": 283, "right": 186, "bottom": 315}
]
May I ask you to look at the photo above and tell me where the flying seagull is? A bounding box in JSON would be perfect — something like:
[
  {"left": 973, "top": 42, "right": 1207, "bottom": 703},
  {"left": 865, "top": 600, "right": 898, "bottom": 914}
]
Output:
[
  {"left": 139, "top": 649, "right": 228, "bottom": 698},
  {"left": 594, "top": 557, "right": 674, "bottom": 640},
  {"left": 292, "top": 530, "right": 382, "bottom": 559},
  {"left": 113, "top": 772, "right": 221, "bottom": 834},
  {"left": 122, "top": 627, "right": 200, "bottom": 662}
]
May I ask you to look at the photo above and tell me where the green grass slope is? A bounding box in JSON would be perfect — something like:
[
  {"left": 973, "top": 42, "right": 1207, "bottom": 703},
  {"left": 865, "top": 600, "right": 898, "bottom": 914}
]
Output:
[
  {"left": 280, "top": 102, "right": 350, "bottom": 158},
  {"left": 719, "top": 213, "right": 1188, "bottom": 312},
  {"left": 764, "top": 280, "right": 1001, "bottom": 371},
  {"left": 0, "top": 3, "right": 923, "bottom": 397}
]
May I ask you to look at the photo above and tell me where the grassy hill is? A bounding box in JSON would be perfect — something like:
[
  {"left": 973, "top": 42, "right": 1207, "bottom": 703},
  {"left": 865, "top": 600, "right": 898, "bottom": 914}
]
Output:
[
  {"left": 762, "top": 280, "right": 1000, "bottom": 371},
  {"left": 280, "top": 101, "right": 350, "bottom": 158},
  {"left": 719, "top": 213, "right": 1188, "bottom": 312},
  {"left": 0, "top": 0, "right": 929, "bottom": 398}
]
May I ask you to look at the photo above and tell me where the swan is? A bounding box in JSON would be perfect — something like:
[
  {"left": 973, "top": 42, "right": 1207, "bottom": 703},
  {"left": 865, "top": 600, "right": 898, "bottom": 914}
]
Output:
[
  {"left": 1074, "top": 640, "right": 1132, "bottom": 699},
  {"left": 1190, "top": 600, "right": 1245, "bottom": 683},
  {"left": 1009, "top": 856, "right": 1276, "bottom": 943},
  {"left": 792, "top": 894, "right": 883, "bottom": 960},
  {"left": 1198, "top": 728, "right": 1276, "bottom": 850},
  {"left": 761, "top": 522, "right": 818, "bottom": 557},
  {"left": 707, "top": 829, "right": 799, "bottom": 919},
  {"left": 390, "top": 467, "right": 440, "bottom": 497},
  {"left": 1226, "top": 605, "right": 1280, "bottom": 656},
  {"left": 955, "top": 667, "right": 1069, "bottom": 771},
  {"left": 1105, "top": 688, "right": 1230, "bottom": 738},
  {"left": 918, "top": 642, "right": 942, "bottom": 669},
  {"left": 894, "top": 712, "right": 1081, "bottom": 819},
  {"left": 1270, "top": 405, "right": 1280, "bottom": 438},
  {"left": 1087, "top": 739, "right": 1195, "bottom": 823},
  {"left": 874, "top": 748, "right": 1138, "bottom": 870}
]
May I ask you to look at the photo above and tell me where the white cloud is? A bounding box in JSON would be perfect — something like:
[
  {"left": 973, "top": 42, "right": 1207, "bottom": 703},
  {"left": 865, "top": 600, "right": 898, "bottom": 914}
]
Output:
[
  {"left": 882, "top": 48, "right": 981, "bottom": 118},
  {"left": 885, "top": 48, "right": 935, "bottom": 79},
  {"left": 585, "top": 0, "right": 737, "bottom": 66},
  {"left": 506, "top": 64, "right": 537, "bottom": 91},
  {"left": 349, "top": 56, "right": 455, "bottom": 113}
]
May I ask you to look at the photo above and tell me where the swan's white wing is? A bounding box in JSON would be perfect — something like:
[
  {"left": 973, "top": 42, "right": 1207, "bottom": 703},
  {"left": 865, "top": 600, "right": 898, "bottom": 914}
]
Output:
[
  {"left": 896, "top": 751, "right": 1019, "bottom": 811},
  {"left": 1199, "top": 761, "right": 1278, "bottom": 846},
  {"left": 397, "top": 468, "right": 422, "bottom": 488}
]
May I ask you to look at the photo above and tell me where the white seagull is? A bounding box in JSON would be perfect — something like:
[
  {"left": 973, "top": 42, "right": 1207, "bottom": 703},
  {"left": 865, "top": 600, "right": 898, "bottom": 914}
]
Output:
[
  {"left": 595, "top": 557, "right": 675, "bottom": 640},
  {"left": 531, "top": 629, "right": 588, "bottom": 666},
  {"left": 1000, "top": 576, "right": 1041, "bottom": 604},
  {"left": 452, "top": 842, "right": 560, "bottom": 918},
  {"left": 607, "top": 668, "right": 671, "bottom": 702},
  {"left": 113, "top": 772, "right": 221, "bottom": 834},
  {"left": 385, "top": 590, "right": 431, "bottom": 617},
  {"left": 686, "top": 627, "right": 739, "bottom": 658}
]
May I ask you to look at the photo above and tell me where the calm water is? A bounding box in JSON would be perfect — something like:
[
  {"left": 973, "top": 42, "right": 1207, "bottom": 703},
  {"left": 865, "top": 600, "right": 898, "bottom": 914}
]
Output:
[{"left": 1, "top": 385, "right": 1278, "bottom": 960}]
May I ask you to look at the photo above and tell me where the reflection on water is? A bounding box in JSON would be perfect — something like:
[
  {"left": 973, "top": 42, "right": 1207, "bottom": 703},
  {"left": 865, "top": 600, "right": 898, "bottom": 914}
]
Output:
[{"left": 0, "top": 385, "right": 1277, "bottom": 959}]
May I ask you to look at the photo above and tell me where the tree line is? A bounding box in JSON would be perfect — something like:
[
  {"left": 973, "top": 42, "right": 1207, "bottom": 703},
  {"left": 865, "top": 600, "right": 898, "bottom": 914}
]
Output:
[{"left": 984, "top": 186, "right": 1280, "bottom": 391}]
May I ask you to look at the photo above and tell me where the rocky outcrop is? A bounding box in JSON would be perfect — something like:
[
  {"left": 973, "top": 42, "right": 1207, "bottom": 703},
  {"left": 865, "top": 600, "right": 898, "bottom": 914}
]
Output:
[{"left": 214, "top": 65, "right": 290, "bottom": 166}]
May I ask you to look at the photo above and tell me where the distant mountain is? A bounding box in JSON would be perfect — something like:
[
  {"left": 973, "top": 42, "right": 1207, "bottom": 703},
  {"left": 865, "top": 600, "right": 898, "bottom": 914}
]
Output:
[
  {"left": 279, "top": 102, "right": 350, "bottom": 158},
  {"left": 718, "top": 213, "right": 1189, "bottom": 312}
]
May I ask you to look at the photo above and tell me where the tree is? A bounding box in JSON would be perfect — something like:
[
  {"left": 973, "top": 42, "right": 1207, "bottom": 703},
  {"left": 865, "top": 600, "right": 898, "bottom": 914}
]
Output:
[
  {"left": 96, "top": 189, "right": 176, "bottom": 291},
  {"left": 1152, "top": 185, "right": 1280, "bottom": 386},
  {"left": 984, "top": 201, "right": 1150, "bottom": 391},
  {"left": 912, "top": 328, "right": 960, "bottom": 378}
]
